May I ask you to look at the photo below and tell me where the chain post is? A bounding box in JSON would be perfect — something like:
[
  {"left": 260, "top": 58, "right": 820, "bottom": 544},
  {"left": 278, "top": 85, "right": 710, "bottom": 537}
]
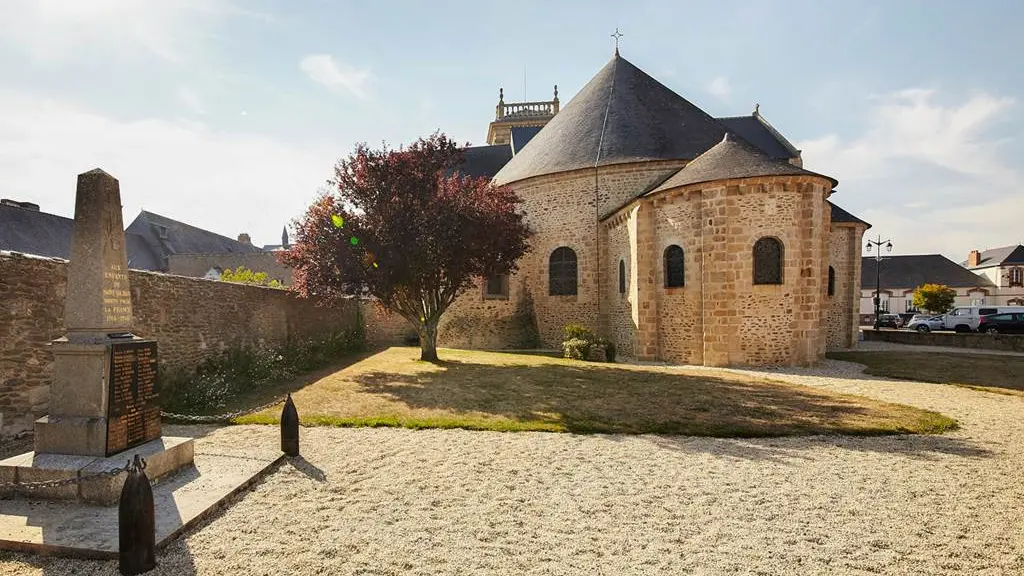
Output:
[
  {"left": 281, "top": 393, "right": 299, "bottom": 457},
  {"left": 119, "top": 455, "right": 155, "bottom": 575}
]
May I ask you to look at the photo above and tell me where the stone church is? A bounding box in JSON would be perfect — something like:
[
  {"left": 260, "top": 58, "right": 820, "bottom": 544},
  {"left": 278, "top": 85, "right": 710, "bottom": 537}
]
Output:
[{"left": 440, "top": 51, "right": 869, "bottom": 366}]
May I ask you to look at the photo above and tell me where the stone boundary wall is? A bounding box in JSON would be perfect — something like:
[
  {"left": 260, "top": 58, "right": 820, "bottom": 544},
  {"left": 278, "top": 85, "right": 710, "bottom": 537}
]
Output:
[
  {"left": 0, "top": 251, "right": 407, "bottom": 437},
  {"left": 862, "top": 328, "right": 1024, "bottom": 352}
]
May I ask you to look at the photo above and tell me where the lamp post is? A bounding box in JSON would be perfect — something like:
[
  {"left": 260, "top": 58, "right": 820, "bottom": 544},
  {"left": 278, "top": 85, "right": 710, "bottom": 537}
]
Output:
[{"left": 865, "top": 235, "right": 893, "bottom": 329}]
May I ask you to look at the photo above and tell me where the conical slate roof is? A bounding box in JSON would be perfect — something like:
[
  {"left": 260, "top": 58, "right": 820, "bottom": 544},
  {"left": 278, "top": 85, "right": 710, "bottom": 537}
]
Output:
[
  {"left": 648, "top": 133, "right": 836, "bottom": 195},
  {"left": 493, "top": 55, "right": 729, "bottom": 185}
]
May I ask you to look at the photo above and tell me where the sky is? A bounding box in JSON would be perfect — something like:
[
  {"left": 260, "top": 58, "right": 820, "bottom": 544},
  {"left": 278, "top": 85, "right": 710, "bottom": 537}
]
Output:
[{"left": 0, "top": 0, "right": 1022, "bottom": 260}]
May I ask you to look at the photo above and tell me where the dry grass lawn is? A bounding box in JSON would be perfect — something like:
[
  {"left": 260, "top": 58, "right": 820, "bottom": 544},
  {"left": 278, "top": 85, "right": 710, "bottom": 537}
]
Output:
[
  {"left": 234, "top": 347, "right": 955, "bottom": 437},
  {"left": 828, "top": 350, "right": 1024, "bottom": 396}
]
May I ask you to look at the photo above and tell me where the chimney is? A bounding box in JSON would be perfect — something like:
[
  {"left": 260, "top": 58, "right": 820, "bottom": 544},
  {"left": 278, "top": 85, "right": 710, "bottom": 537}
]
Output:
[
  {"left": 237, "top": 233, "right": 251, "bottom": 246},
  {"left": 967, "top": 250, "right": 981, "bottom": 268}
]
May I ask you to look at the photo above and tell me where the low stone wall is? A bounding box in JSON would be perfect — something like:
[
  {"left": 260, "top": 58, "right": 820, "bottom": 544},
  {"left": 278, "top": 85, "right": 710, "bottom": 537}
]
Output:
[
  {"left": 863, "top": 328, "right": 1024, "bottom": 352},
  {"left": 0, "top": 251, "right": 406, "bottom": 437}
]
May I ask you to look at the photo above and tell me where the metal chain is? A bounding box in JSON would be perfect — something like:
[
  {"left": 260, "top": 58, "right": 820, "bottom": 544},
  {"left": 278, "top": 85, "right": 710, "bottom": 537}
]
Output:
[
  {"left": 0, "top": 457, "right": 142, "bottom": 491},
  {"left": 160, "top": 395, "right": 287, "bottom": 423}
]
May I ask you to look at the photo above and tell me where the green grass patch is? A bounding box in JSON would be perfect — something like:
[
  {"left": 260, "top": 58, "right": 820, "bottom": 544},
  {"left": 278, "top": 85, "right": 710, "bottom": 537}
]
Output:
[
  {"left": 827, "top": 350, "right": 1024, "bottom": 395},
  {"left": 233, "top": 346, "right": 957, "bottom": 437}
]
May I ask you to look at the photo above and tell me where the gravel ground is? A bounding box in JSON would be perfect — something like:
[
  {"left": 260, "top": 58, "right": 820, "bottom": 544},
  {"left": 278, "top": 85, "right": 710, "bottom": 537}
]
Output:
[{"left": 3, "top": 357, "right": 1024, "bottom": 575}]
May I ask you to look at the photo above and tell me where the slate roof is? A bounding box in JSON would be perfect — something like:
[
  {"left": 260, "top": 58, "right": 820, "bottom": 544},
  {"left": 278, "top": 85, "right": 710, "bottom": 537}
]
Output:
[
  {"left": 648, "top": 133, "right": 836, "bottom": 195},
  {"left": 494, "top": 54, "right": 729, "bottom": 185},
  {"left": 717, "top": 114, "right": 798, "bottom": 160},
  {"left": 510, "top": 126, "right": 542, "bottom": 154},
  {"left": 861, "top": 254, "right": 993, "bottom": 290},
  {"left": 125, "top": 210, "right": 263, "bottom": 271},
  {"left": 0, "top": 203, "right": 162, "bottom": 270},
  {"left": 964, "top": 245, "right": 1024, "bottom": 269},
  {"left": 828, "top": 201, "right": 870, "bottom": 227},
  {"left": 456, "top": 145, "right": 514, "bottom": 179}
]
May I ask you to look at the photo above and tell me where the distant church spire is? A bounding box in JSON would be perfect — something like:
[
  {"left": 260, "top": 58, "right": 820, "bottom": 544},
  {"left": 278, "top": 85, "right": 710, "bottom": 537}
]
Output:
[
  {"left": 281, "top": 226, "right": 289, "bottom": 248},
  {"left": 611, "top": 28, "right": 624, "bottom": 55}
]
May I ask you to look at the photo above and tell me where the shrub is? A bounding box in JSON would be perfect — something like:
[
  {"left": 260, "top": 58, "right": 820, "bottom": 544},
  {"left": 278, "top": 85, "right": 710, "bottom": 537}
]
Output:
[
  {"left": 595, "top": 337, "right": 617, "bottom": 363},
  {"left": 562, "top": 337, "right": 591, "bottom": 360},
  {"left": 560, "top": 323, "right": 616, "bottom": 363},
  {"left": 563, "top": 323, "right": 593, "bottom": 342},
  {"left": 159, "top": 325, "right": 366, "bottom": 415}
]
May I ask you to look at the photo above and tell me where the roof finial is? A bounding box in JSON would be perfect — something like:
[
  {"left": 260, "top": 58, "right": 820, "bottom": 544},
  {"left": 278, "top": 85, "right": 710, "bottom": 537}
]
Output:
[
  {"left": 753, "top": 102, "right": 760, "bottom": 115},
  {"left": 499, "top": 87, "right": 504, "bottom": 103},
  {"left": 553, "top": 84, "right": 558, "bottom": 101},
  {"left": 611, "top": 28, "right": 624, "bottom": 56}
]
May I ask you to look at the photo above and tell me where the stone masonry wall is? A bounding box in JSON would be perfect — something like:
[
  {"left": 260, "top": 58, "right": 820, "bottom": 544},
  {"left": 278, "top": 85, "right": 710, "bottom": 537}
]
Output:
[
  {"left": 437, "top": 162, "right": 682, "bottom": 349},
  {"left": 602, "top": 210, "right": 637, "bottom": 358},
  {"left": 651, "top": 191, "right": 704, "bottom": 364},
  {"left": 0, "top": 251, "right": 405, "bottom": 437},
  {"left": 682, "top": 176, "right": 830, "bottom": 366},
  {"left": 826, "top": 222, "right": 866, "bottom": 349}
]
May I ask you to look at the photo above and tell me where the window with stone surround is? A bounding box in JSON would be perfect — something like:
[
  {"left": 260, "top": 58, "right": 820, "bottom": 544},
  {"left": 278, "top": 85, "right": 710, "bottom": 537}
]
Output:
[
  {"left": 549, "top": 247, "right": 578, "bottom": 296},
  {"left": 484, "top": 273, "right": 509, "bottom": 300},
  {"left": 753, "top": 237, "right": 784, "bottom": 285},
  {"left": 618, "top": 260, "right": 626, "bottom": 294},
  {"left": 664, "top": 245, "right": 684, "bottom": 288},
  {"left": 827, "top": 266, "right": 835, "bottom": 296}
]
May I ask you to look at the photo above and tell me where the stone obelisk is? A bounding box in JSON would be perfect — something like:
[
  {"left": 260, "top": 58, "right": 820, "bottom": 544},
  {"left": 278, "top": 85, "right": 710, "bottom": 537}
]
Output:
[{"left": 34, "top": 169, "right": 161, "bottom": 456}]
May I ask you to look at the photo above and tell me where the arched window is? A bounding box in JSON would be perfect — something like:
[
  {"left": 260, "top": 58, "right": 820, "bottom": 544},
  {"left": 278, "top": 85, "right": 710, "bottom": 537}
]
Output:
[
  {"left": 664, "top": 245, "right": 684, "bottom": 288},
  {"left": 753, "top": 237, "right": 784, "bottom": 285},
  {"left": 618, "top": 259, "right": 626, "bottom": 294},
  {"left": 549, "top": 247, "right": 578, "bottom": 296},
  {"left": 827, "top": 266, "right": 835, "bottom": 296}
]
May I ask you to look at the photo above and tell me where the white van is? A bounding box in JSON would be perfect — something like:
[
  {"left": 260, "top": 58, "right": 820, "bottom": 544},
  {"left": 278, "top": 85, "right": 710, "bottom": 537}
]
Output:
[{"left": 942, "top": 306, "right": 1024, "bottom": 332}]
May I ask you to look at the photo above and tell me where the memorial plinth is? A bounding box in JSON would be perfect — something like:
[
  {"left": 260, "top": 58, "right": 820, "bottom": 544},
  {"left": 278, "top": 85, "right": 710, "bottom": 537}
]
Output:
[{"left": 0, "top": 168, "right": 193, "bottom": 505}]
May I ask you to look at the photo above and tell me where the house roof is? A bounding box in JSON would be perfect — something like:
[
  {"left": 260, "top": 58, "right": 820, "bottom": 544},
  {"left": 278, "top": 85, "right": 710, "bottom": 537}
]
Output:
[
  {"left": 861, "top": 254, "right": 994, "bottom": 290},
  {"left": 125, "top": 210, "right": 263, "bottom": 271},
  {"left": 510, "top": 126, "right": 542, "bottom": 154},
  {"left": 648, "top": 133, "right": 835, "bottom": 195},
  {"left": 0, "top": 203, "right": 163, "bottom": 270},
  {"left": 964, "top": 245, "right": 1024, "bottom": 269},
  {"left": 716, "top": 114, "right": 798, "bottom": 160},
  {"left": 494, "top": 54, "right": 729, "bottom": 185},
  {"left": 828, "top": 201, "right": 870, "bottom": 227},
  {"left": 456, "top": 144, "right": 514, "bottom": 179}
]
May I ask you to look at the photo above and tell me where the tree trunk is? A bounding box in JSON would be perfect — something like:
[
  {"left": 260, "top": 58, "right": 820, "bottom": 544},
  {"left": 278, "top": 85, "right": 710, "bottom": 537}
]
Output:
[{"left": 419, "top": 320, "right": 439, "bottom": 362}]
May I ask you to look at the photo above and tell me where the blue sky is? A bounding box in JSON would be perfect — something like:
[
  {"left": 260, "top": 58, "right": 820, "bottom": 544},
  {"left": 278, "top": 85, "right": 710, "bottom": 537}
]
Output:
[{"left": 1, "top": 0, "right": 1021, "bottom": 259}]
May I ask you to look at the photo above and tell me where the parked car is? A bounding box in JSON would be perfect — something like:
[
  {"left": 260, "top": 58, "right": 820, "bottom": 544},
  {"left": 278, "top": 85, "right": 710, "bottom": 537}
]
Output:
[
  {"left": 904, "top": 315, "right": 945, "bottom": 333},
  {"left": 941, "top": 306, "right": 1024, "bottom": 332},
  {"left": 977, "top": 313, "right": 1024, "bottom": 334},
  {"left": 874, "top": 314, "right": 903, "bottom": 329}
]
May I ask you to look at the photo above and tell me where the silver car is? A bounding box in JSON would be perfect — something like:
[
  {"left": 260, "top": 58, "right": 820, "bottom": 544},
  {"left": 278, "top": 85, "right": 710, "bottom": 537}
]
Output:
[{"left": 905, "top": 315, "right": 945, "bottom": 333}]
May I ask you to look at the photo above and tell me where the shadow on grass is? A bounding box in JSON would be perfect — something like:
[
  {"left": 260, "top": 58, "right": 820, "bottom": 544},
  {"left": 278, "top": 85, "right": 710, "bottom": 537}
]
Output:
[{"left": 342, "top": 357, "right": 956, "bottom": 437}]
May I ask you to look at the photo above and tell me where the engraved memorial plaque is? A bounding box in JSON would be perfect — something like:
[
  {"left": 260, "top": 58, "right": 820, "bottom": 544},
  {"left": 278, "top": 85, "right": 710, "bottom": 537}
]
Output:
[{"left": 105, "top": 340, "right": 160, "bottom": 455}]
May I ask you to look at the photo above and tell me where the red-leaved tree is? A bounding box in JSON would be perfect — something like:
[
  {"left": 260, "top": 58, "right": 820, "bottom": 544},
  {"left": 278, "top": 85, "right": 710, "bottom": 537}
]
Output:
[{"left": 282, "top": 132, "right": 531, "bottom": 361}]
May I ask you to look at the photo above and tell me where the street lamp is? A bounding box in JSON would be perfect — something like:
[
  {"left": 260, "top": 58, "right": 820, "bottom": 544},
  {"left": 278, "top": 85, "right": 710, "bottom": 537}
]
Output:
[{"left": 865, "top": 235, "right": 893, "bottom": 329}]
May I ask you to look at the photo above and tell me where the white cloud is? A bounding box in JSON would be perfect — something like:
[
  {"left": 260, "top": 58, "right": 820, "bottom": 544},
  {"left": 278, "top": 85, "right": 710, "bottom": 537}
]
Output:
[
  {"left": 706, "top": 76, "right": 732, "bottom": 101},
  {"left": 798, "top": 89, "right": 1021, "bottom": 260},
  {"left": 0, "top": 0, "right": 252, "bottom": 64},
  {"left": 176, "top": 87, "right": 207, "bottom": 115},
  {"left": 0, "top": 90, "right": 341, "bottom": 248},
  {"left": 300, "top": 54, "right": 373, "bottom": 100}
]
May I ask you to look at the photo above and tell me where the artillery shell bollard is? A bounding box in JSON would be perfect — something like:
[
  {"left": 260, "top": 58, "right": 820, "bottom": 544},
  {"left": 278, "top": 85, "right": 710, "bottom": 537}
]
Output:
[
  {"left": 119, "top": 454, "right": 156, "bottom": 575},
  {"left": 281, "top": 393, "right": 300, "bottom": 457}
]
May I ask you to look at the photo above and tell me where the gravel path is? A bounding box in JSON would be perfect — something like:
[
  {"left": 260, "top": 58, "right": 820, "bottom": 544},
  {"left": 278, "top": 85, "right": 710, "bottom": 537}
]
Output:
[{"left": 3, "top": 358, "right": 1024, "bottom": 575}]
